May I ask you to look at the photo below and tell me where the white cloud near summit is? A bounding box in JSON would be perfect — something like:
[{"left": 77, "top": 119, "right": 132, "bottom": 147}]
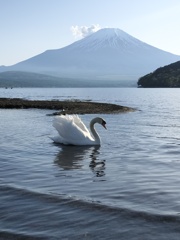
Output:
[{"left": 71, "top": 24, "right": 101, "bottom": 38}]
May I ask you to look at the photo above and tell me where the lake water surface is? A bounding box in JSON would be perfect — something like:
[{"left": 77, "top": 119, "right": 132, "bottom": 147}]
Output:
[{"left": 1, "top": 88, "right": 180, "bottom": 239}]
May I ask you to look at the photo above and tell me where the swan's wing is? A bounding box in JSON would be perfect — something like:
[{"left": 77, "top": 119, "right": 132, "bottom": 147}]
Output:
[
  {"left": 53, "top": 115, "right": 94, "bottom": 145},
  {"left": 72, "top": 115, "right": 89, "bottom": 133}
]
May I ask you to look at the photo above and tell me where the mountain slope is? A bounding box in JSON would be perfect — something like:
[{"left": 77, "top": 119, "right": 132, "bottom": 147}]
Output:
[
  {"left": 1, "top": 28, "right": 180, "bottom": 81},
  {"left": 0, "top": 71, "right": 136, "bottom": 88},
  {"left": 138, "top": 61, "right": 180, "bottom": 87}
]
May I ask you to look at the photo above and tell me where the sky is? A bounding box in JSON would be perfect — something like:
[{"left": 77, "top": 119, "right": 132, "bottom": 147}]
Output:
[{"left": 1, "top": 0, "right": 180, "bottom": 66}]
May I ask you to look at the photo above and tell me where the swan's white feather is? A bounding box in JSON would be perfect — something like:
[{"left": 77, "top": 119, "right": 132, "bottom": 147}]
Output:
[
  {"left": 53, "top": 115, "right": 95, "bottom": 145},
  {"left": 72, "top": 115, "right": 89, "bottom": 133}
]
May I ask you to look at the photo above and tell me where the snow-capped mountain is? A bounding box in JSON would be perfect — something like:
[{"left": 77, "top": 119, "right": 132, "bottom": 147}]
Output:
[{"left": 1, "top": 28, "right": 180, "bottom": 80}]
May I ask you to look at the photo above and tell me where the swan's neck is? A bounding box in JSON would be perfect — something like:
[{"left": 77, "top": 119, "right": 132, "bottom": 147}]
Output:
[{"left": 90, "top": 118, "right": 101, "bottom": 144}]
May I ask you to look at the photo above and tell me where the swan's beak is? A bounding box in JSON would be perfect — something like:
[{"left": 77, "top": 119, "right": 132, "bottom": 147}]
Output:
[{"left": 102, "top": 122, "right": 107, "bottom": 130}]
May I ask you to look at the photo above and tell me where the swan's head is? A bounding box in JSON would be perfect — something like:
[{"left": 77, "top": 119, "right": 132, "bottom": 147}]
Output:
[{"left": 95, "top": 117, "right": 107, "bottom": 129}]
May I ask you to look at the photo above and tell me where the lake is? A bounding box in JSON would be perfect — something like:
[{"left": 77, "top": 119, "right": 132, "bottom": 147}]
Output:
[{"left": 1, "top": 88, "right": 180, "bottom": 239}]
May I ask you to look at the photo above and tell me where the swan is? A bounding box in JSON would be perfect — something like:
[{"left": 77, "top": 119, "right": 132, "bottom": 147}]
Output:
[{"left": 52, "top": 115, "right": 106, "bottom": 145}]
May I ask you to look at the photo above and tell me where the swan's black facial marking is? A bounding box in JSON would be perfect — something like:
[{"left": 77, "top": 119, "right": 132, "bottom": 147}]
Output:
[{"left": 102, "top": 119, "right": 107, "bottom": 129}]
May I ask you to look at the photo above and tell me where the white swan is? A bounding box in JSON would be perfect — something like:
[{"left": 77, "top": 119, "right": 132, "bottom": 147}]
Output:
[{"left": 52, "top": 115, "right": 106, "bottom": 145}]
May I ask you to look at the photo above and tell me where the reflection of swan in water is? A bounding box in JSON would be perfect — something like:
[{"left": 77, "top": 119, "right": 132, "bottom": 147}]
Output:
[
  {"left": 54, "top": 145, "right": 94, "bottom": 170},
  {"left": 52, "top": 115, "right": 106, "bottom": 145},
  {"left": 89, "top": 147, "right": 106, "bottom": 178},
  {"left": 54, "top": 145, "right": 106, "bottom": 178}
]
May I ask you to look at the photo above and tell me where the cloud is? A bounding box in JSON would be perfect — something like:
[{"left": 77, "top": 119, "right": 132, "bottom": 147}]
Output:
[{"left": 71, "top": 24, "right": 101, "bottom": 38}]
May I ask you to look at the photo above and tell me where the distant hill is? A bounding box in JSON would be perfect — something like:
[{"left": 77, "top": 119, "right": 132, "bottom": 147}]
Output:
[
  {"left": 0, "top": 28, "right": 179, "bottom": 85},
  {"left": 0, "top": 71, "right": 77, "bottom": 88},
  {"left": 137, "top": 61, "right": 180, "bottom": 88},
  {"left": 0, "top": 71, "right": 136, "bottom": 88}
]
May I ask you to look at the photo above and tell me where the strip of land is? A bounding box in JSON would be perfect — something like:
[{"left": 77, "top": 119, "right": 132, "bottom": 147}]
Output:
[{"left": 0, "top": 98, "right": 135, "bottom": 114}]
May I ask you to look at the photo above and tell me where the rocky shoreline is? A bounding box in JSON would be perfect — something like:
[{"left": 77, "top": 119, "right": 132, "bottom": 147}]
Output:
[{"left": 0, "top": 98, "right": 135, "bottom": 115}]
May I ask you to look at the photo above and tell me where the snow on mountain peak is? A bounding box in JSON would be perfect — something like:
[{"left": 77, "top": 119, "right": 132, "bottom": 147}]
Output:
[
  {"left": 67, "top": 28, "right": 145, "bottom": 52},
  {"left": 88, "top": 28, "right": 131, "bottom": 40}
]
